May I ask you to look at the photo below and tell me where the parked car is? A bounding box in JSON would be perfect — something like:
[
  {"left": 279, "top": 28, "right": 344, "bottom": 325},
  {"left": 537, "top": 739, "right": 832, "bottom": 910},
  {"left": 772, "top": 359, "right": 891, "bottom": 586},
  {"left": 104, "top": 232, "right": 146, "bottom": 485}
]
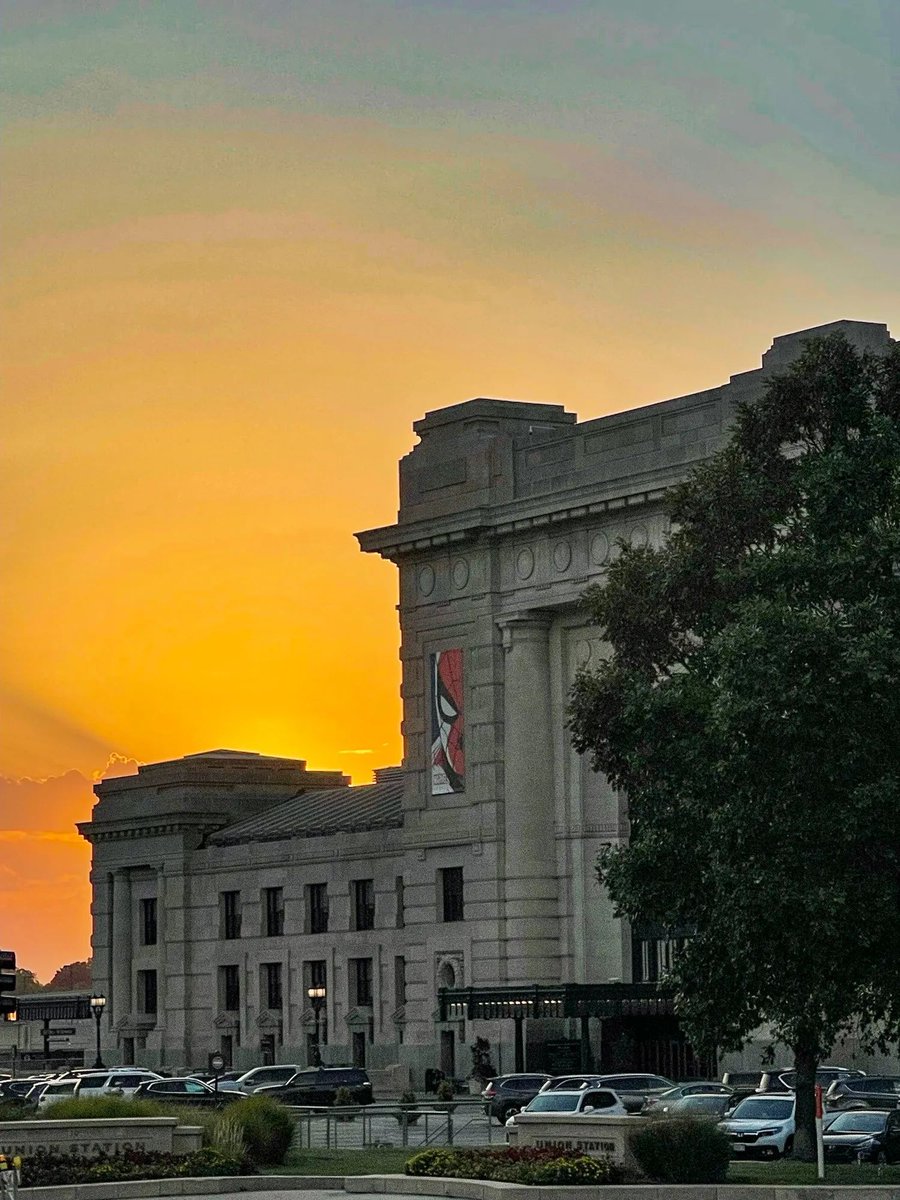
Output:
[
  {"left": 234, "top": 1064, "right": 301, "bottom": 1093},
  {"left": 75, "top": 1069, "right": 162, "bottom": 1100},
  {"left": 642, "top": 1082, "right": 732, "bottom": 1113},
  {"left": 0, "top": 1077, "right": 47, "bottom": 1104},
  {"left": 823, "top": 1109, "right": 900, "bottom": 1164},
  {"left": 662, "top": 1093, "right": 734, "bottom": 1121},
  {"left": 33, "top": 1078, "right": 81, "bottom": 1111},
  {"left": 591, "top": 1074, "right": 675, "bottom": 1114},
  {"left": 826, "top": 1075, "right": 900, "bottom": 1111},
  {"left": 539, "top": 1075, "right": 607, "bottom": 1093},
  {"left": 132, "top": 1077, "right": 244, "bottom": 1108},
  {"left": 718, "top": 1094, "right": 796, "bottom": 1159},
  {"left": 757, "top": 1066, "right": 863, "bottom": 1094},
  {"left": 254, "top": 1066, "right": 373, "bottom": 1107},
  {"left": 506, "top": 1087, "right": 627, "bottom": 1127},
  {"left": 482, "top": 1074, "right": 552, "bottom": 1124}
]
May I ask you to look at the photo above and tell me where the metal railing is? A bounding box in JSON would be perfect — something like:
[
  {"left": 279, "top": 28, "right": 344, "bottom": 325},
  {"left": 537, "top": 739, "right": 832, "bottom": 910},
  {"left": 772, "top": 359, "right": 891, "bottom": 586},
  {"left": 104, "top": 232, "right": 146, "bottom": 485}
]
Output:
[{"left": 287, "top": 1098, "right": 498, "bottom": 1150}]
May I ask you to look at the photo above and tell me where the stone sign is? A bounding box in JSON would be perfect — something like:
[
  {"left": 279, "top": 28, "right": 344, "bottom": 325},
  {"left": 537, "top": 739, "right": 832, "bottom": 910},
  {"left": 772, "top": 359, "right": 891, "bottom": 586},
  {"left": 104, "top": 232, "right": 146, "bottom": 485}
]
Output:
[
  {"left": 508, "top": 1112, "right": 640, "bottom": 1167},
  {"left": 0, "top": 1117, "right": 202, "bottom": 1159}
]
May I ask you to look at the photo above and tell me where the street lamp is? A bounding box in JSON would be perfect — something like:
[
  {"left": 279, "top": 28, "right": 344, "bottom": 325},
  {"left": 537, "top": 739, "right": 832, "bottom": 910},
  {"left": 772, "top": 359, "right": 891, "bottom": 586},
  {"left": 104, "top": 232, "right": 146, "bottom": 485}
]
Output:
[
  {"left": 307, "top": 985, "right": 326, "bottom": 1067},
  {"left": 89, "top": 994, "right": 106, "bottom": 1069}
]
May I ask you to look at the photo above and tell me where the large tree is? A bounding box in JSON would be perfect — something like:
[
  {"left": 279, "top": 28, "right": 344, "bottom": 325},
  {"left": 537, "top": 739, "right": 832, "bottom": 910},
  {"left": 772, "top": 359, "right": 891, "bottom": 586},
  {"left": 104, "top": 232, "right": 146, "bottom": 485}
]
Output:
[{"left": 568, "top": 333, "right": 900, "bottom": 1160}]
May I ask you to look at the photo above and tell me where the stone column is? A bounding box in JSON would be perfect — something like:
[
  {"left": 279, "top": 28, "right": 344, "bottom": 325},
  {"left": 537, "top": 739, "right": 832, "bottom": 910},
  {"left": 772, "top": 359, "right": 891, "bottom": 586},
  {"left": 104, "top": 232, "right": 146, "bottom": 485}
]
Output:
[
  {"left": 499, "top": 613, "right": 560, "bottom": 983},
  {"left": 111, "top": 869, "right": 132, "bottom": 1024},
  {"left": 156, "top": 865, "right": 167, "bottom": 1061}
]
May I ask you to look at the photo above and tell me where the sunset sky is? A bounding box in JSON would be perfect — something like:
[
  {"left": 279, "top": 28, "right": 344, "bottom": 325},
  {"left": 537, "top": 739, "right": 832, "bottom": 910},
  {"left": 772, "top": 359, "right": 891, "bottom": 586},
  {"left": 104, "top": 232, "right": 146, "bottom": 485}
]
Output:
[{"left": 2, "top": 0, "right": 898, "bottom": 979}]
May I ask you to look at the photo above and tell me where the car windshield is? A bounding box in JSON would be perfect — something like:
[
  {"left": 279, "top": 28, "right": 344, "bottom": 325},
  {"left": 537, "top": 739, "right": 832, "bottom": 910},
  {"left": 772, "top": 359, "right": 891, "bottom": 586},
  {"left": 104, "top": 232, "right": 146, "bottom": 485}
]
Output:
[
  {"left": 731, "top": 1098, "right": 793, "bottom": 1120},
  {"left": 829, "top": 1113, "right": 887, "bottom": 1133},
  {"left": 527, "top": 1094, "right": 580, "bottom": 1112}
]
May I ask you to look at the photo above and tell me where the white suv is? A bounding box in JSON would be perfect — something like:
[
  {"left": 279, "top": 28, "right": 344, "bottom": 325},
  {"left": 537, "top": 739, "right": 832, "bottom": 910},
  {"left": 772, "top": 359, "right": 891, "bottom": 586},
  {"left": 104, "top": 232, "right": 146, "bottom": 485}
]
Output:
[
  {"left": 74, "top": 1069, "right": 162, "bottom": 1099},
  {"left": 718, "top": 1094, "right": 796, "bottom": 1159}
]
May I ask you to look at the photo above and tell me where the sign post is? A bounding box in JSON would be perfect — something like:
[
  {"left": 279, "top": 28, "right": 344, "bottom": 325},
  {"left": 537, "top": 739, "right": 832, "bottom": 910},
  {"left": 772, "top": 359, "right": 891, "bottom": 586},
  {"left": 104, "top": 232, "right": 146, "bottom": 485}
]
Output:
[
  {"left": 210, "top": 1050, "right": 225, "bottom": 1097},
  {"left": 815, "top": 1084, "right": 825, "bottom": 1180}
]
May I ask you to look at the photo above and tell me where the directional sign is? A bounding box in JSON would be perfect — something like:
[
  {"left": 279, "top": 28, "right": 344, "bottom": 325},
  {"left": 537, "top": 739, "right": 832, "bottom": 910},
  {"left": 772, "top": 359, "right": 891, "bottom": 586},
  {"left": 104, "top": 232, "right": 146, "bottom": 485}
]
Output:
[{"left": 50, "top": 1027, "right": 77, "bottom": 1035}]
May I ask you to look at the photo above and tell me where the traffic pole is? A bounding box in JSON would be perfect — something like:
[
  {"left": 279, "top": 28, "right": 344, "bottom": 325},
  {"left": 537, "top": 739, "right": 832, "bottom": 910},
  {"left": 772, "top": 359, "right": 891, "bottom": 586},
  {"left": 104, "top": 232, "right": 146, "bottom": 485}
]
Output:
[{"left": 815, "top": 1084, "right": 825, "bottom": 1179}]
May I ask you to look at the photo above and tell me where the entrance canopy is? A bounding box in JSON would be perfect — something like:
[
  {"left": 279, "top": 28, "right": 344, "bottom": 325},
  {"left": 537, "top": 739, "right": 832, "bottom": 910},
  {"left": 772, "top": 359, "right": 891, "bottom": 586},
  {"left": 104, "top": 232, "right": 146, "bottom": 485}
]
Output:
[{"left": 438, "top": 982, "right": 675, "bottom": 1023}]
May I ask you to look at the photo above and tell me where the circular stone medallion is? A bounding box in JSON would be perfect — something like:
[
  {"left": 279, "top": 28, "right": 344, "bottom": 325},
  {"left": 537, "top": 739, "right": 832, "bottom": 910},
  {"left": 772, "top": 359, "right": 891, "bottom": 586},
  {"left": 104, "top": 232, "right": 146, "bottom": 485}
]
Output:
[
  {"left": 451, "top": 558, "right": 470, "bottom": 590},
  {"left": 629, "top": 525, "right": 649, "bottom": 549},
  {"left": 417, "top": 564, "right": 436, "bottom": 596},
  {"left": 590, "top": 532, "right": 610, "bottom": 565},
  {"left": 553, "top": 540, "right": 572, "bottom": 572},
  {"left": 515, "top": 547, "right": 535, "bottom": 580}
]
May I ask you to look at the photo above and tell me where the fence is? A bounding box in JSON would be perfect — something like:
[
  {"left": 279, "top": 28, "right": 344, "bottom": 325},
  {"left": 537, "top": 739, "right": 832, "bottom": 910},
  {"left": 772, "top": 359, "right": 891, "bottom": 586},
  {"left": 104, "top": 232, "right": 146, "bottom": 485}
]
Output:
[{"left": 287, "top": 1098, "right": 499, "bottom": 1150}]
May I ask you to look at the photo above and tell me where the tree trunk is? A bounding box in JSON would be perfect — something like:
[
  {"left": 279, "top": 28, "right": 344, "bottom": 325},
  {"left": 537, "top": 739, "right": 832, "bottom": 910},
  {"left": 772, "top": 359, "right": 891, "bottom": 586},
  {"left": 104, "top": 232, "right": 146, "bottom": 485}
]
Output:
[{"left": 791, "top": 1043, "right": 818, "bottom": 1161}]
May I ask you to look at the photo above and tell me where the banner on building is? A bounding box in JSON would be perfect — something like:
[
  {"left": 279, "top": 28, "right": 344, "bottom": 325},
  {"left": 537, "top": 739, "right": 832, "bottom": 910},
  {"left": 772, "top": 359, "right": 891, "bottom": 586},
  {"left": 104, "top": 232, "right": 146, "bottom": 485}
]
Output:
[{"left": 430, "top": 649, "right": 464, "bottom": 794}]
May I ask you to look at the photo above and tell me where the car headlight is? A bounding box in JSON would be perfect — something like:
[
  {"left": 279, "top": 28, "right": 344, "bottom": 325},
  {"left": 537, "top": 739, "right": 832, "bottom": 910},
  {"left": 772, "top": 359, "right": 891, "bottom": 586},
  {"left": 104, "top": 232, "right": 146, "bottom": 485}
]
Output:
[{"left": 756, "top": 1128, "right": 781, "bottom": 1136}]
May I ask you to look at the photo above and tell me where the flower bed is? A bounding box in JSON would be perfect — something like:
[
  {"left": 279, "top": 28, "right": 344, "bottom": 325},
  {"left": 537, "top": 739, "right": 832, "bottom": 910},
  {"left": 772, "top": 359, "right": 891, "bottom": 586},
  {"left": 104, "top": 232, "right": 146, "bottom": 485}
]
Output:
[
  {"left": 405, "top": 1146, "right": 623, "bottom": 1185},
  {"left": 21, "top": 1147, "right": 245, "bottom": 1188}
]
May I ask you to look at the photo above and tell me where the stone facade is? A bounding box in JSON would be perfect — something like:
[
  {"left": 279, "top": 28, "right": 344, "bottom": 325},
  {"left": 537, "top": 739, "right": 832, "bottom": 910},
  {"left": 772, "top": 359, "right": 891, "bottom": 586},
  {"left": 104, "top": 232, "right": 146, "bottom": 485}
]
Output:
[{"left": 79, "top": 321, "right": 896, "bottom": 1081}]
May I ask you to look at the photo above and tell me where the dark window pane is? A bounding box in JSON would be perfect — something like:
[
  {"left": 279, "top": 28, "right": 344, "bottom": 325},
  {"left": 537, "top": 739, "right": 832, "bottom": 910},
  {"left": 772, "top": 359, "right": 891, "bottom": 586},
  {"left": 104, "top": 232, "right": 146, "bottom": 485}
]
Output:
[
  {"left": 306, "top": 883, "right": 329, "bottom": 934},
  {"left": 263, "top": 887, "right": 284, "bottom": 937},
  {"left": 350, "top": 957, "right": 373, "bottom": 1007},
  {"left": 220, "top": 964, "right": 240, "bottom": 1012},
  {"left": 221, "top": 891, "right": 242, "bottom": 940},
  {"left": 138, "top": 969, "right": 157, "bottom": 1015},
  {"left": 140, "top": 898, "right": 158, "bottom": 946},
  {"left": 441, "top": 867, "right": 464, "bottom": 922},
  {"left": 263, "top": 962, "right": 283, "bottom": 1010},
  {"left": 352, "top": 879, "right": 375, "bottom": 931},
  {"left": 394, "top": 956, "right": 406, "bottom": 1007}
]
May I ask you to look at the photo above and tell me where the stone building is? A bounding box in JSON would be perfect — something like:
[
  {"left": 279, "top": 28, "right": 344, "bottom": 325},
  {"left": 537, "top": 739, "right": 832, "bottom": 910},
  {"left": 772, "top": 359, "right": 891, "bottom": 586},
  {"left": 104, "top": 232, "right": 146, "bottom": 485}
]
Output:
[{"left": 79, "top": 320, "right": 895, "bottom": 1080}]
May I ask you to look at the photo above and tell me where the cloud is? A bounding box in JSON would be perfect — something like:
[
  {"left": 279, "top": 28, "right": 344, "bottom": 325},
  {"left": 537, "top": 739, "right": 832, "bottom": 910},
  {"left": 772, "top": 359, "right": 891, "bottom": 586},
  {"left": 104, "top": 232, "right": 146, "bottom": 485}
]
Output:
[
  {"left": 338, "top": 748, "right": 374, "bottom": 755},
  {"left": 92, "top": 752, "right": 140, "bottom": 781}
]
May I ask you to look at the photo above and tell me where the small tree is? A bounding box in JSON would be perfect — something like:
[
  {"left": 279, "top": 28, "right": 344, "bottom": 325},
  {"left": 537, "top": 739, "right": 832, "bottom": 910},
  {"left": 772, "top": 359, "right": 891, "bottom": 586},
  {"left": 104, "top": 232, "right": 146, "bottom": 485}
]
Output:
[
  {"left": 568, "top": 334, "right": 900, "bottom": 1160},
  {"left": 470, "top": 1036, "right": 497, "bottom": 1080}
]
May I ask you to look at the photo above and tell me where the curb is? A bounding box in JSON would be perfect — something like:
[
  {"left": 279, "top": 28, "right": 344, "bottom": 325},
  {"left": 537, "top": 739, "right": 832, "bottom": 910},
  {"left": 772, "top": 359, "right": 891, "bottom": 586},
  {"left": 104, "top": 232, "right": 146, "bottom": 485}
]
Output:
[{"left": 18, "top": 1176, "right": 900, "bottom": 1200}]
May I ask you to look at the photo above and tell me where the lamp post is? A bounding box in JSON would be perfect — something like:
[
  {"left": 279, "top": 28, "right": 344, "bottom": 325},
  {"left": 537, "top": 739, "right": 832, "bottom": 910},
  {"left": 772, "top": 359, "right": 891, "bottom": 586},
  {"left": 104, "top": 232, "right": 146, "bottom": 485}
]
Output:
[
  {"left": 90, "top": 994, "right": 106, "bottom": 1069},
  {"left": 307, "top": 985, "right": 326, "bottom": 1067}
]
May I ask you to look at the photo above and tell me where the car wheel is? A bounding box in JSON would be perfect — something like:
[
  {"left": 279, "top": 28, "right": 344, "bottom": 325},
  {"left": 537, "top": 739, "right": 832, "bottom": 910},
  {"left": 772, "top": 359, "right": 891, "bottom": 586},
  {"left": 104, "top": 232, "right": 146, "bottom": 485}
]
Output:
[
  {"left": 782, "top": 1137, "right": 794, "bottom": 1158},
  {"left": 502, "top": 1104, "right": 521, "bottom": 1123},
  {"left": 875, "top": 1150, "right": 888, "bottom": 1166}
]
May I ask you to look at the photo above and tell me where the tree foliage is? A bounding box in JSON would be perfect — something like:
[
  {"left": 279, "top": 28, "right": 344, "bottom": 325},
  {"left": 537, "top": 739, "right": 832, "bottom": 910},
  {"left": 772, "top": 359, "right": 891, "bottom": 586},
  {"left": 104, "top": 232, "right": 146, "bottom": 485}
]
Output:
[
  {"left": 46, "top": 959, "right": 92, "bottom": 991},
  {"left": 568, "top": 333, "right": 900, "bottom": 1158}
]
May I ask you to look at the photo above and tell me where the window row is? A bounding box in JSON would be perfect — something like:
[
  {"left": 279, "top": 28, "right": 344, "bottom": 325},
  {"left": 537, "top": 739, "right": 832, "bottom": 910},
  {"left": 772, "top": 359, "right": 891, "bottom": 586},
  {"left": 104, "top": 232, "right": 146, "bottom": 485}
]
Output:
[
  {"left": 214, "top": 869, "right": 464, "bottom": 940},
  {"left": 132, "top": 955, "right": 409, "bottom": 1020},
  {"left": 216, "top": 955, "right": 406, "bottom": 1012}
]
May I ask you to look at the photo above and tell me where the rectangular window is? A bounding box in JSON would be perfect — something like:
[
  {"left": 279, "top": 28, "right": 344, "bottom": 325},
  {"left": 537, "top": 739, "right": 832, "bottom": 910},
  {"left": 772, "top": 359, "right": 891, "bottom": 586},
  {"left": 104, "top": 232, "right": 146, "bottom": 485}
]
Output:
[
  {"left": 262, "top": 962, "right": 283, "bottom": 1011},
  {"left": 140, "top": 897, "right": 157, "bottom": 946},
  {"left": 220, "top": 965, "right": 240, "bottom": 1012},
  {"left": 220, "top": 891, "right": 241, "bottom": 940},
  {"left": 394, "top": 955, "right": 406, "bottom": 1007},
  {"left": 263, "top": 887, "right": 284, "bottom": 937},
  {"left": 395, "top": 876, "right": 404, "bottom": 928},
  {"left": 350, "top": 957, "right": 373, "bottom": 1007},
  {"left": 306, "top": 959, "right": 327, "bottom": 990},
  {"left": 351, "top": 879, "right": 375, "bottom": 931},
  {"left": 440, "top": 866, "right": 464, "bottom": 922},
  {"left": 306, "top": 883, "right": 328, "bottom": 934},
  {"left": 137, "top": 969, "right": 158, "bottom": 1015}
]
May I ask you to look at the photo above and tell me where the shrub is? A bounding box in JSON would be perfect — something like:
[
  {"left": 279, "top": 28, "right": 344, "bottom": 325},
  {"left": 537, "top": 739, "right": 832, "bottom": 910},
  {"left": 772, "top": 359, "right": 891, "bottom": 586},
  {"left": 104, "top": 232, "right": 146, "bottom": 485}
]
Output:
[
  {"left": 405, "top": 1146, "right": 623, "bottom": 1185},
  {"left": 629, "top": 1116, "right": 731, "bottom": 1184},
  {"left": 436, "top": 1079, "right": 455, "bottom": 1101},
  {"left": 0, "top": 1101, "right": 29, "bottom": 1121},
  {"left": 210, "top": 1111, "right": 248, "bottom": 1162},
  {"left": 333, "top": 1086, "right": 355, "bottom": 1107},
  {"left": 400, "top": 1089, "right": 417, "bottom": 1105},
  {"left": 227, "top": 1094, "right": 294, "bottom": 1165}
]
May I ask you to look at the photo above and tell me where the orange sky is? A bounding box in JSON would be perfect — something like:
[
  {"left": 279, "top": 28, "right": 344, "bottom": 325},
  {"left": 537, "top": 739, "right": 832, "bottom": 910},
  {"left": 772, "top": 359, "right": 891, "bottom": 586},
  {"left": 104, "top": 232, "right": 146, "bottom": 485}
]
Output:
[{"left": 2, "top": 1, "right": 897, "bottom": 980}]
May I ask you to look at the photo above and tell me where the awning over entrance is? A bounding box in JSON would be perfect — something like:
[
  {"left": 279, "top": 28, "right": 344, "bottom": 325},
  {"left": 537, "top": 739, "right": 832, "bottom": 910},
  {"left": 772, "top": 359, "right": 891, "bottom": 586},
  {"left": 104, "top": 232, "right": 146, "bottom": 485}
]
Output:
[{"left": 438, "top": 982, "right": 675, "bottom": 1023}]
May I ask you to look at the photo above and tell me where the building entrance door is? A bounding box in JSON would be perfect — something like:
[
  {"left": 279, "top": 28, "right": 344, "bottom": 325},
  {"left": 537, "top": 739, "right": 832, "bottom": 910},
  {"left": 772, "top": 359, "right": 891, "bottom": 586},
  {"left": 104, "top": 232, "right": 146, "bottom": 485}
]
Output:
[
  {"left": 440, "top": 1029, "right": 455, "bottom": 1078},
  {"left": 352, "top": 1031, "right": 366, "bottom": 1067}
]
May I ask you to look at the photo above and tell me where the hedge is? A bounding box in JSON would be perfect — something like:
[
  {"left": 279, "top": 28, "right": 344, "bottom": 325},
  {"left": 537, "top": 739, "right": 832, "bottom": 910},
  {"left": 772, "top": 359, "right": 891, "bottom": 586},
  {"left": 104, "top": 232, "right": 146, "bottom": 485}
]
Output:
[
  {"left": 20, "top": 1147, "right": 245, "bottom": 1188},
  {"left": 629, "top": 1116, "right": 732, "bottom": 1184},
  {"left": 406, "top": 1146, "right": 623, "bottom": 1185}
]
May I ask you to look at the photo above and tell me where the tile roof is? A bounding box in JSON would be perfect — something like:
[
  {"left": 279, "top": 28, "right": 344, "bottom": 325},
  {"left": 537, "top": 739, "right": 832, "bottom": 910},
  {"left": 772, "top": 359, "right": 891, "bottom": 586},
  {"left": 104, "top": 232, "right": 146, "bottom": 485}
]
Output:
[{"left": 208, "top": 772, "right": 404, "bottom": 846}]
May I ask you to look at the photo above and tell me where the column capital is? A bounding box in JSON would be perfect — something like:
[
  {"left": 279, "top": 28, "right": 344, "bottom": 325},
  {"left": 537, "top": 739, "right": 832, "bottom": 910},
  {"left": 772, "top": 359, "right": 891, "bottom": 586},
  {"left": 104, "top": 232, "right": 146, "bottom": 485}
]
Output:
[{"left": 497, "top": 611, "right": 553, "bottom": 651}]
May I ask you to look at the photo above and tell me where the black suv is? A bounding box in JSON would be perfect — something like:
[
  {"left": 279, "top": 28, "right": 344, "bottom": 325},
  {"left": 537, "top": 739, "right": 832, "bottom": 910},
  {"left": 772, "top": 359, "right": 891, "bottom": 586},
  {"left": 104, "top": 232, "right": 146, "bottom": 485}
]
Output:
[
  {"left": 482, "top": 1074, "right": 552, "bottom": 1124},
  {"left": 826, "top": 1076, "right": 900, "bottom": 1111},
  {"left": 255, "top": 1066, "right": 373, "bottom": 1107}
]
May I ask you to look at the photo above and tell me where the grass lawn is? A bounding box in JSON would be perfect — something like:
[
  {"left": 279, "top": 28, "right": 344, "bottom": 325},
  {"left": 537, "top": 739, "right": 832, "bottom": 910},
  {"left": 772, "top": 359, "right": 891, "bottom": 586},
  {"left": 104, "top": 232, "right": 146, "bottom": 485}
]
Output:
[
  {"left": 727, "top": 1160, "right": 900, "bottom": 1186},
  {"left": 265, "top": 1147, "right": 415, "bottom": 1176},
  {"left": 266, "top": 1148, "right": 900, "bottom": 1186}
]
